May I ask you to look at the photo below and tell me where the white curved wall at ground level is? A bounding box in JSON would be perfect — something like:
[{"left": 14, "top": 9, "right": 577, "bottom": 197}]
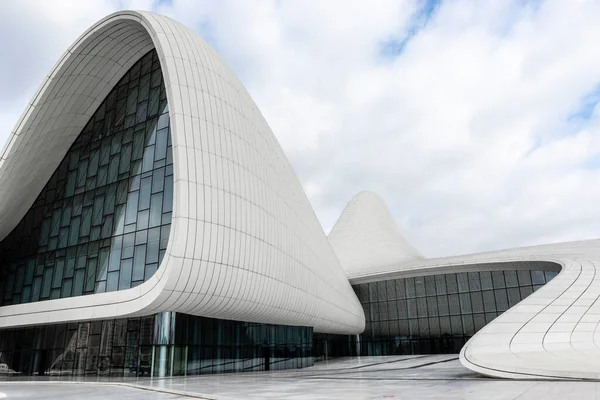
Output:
[
  {"left": 351, "top": 238, "right": 600, "bottom": 379},
  {"left": 0, "top": 11, "right": 364, "bottom": 334}
]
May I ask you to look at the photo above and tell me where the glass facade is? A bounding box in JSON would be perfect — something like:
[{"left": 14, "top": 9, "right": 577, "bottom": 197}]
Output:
[
  {"left": 0, "top": 313, "right": 313, "bottom": 377},
  {"left": 352, "top": 265, "right": 558, "bottom": 355},
  {"left": 0, "top": 49, "right": 173, "bottom": 306}
]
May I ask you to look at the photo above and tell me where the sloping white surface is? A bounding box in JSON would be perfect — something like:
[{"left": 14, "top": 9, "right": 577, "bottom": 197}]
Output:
[
  {"left": 0, "top": 11, "right": 364, "bottom": 334},
  {"left": 351, "top": 239, "right": 600, "bottom": 379},
  {"left": 328, "top": 191, "right": 423, "bottom": 277}
]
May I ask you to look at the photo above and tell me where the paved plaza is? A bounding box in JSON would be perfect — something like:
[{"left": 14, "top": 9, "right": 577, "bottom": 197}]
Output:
[{"left": 0, "top": 355, "right": 595, "bottom": 399}]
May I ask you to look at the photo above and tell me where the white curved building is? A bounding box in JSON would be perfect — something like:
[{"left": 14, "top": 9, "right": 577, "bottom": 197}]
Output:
[
  {"left": 0, "top": 10, "right": 363, "bottom": 377},
  {"left": 1, "top": 9, "right": 599, "bottom": 382},
  {"left": 336, "top": 192, "right": 600, "bottom": 380},
  {"left": 328, "top": 191, "right": 423, "bottom": 277}
]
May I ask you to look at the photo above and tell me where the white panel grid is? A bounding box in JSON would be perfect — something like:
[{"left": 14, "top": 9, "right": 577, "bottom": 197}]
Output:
[
  {"left": 329, "top": 191, "right": 424, "bottom": 278},
  {"left": 0, "top": 11, "right": 365, "bottom": 335}
]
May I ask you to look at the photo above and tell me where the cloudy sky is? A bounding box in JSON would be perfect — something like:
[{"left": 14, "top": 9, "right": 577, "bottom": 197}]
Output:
[{"left": 2, "top": 0, "right": 600, "bottom": 258}]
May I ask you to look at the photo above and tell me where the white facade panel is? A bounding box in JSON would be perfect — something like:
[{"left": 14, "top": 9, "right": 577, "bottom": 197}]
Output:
[
  {"left": 328, "top": 191, "right": 423, "bottom": 277},
  {"left": 0, "top": 11, "right": 364, "bottom": 335}
]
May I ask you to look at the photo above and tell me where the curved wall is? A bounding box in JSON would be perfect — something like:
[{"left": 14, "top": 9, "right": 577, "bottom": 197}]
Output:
[
  {"left": 328, "top": 191, "right": 423, "bottom": 278},
  {"left": 0, "top": 11, "right": 364, "bottom": 335},
  {"left": 0, "top": 50, "right": 173, "bottom": 305},
  {"left": 347, "top": 237, "right": 600, "bottom": 379},
  {"left": 353, "top": 262, "right": 558, "bottom": 355}
]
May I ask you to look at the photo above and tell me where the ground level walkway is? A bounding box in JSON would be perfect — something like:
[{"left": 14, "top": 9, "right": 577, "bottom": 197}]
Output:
[{"left": 0, "top": 355, "right": 595, "bottom": 399}]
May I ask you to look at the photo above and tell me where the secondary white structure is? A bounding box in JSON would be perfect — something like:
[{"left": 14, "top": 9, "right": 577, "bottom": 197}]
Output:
[
  {"left": 334, "top": 192, "right": 600, "bottom": 380},
  {"left": 0, "top": 10, "right": 364, "bottom": 334},
  {"left": 328, "top": 191, "right": 423, "bottom": 277}
]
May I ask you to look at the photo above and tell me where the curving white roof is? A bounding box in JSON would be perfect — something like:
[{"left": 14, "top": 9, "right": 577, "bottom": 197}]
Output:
[
  {"left": 0, "top": 11, "right": 364, "bottom": 334},
  {"left": 351, "top": 237, "right": 600, "bottom": 379},
  {"left": 328, "top": 191, "right": 423, "bottom": 277}
]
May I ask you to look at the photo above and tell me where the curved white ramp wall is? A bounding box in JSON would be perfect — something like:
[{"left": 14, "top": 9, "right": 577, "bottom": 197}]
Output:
[
  {"left": 457, "top": 240, "right": 600, "bottom": 379},
  {"left": 351, "top": 234, "right": 600, "bottom": 379},
  {"left": 328, "top": 191, "right": 423, "bottom": 277},
  {"left": 0, "top": 11, "right": 364, "bottom": 335}
]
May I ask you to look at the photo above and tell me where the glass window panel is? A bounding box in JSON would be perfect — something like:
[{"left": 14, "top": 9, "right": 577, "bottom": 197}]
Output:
[
  {"left": 494, "top": 289, "right": 509, "bottom": 312},
  {"left": 356, "top": 284, "right": 369, "bottom": 303},
  {"left": 73, "top": 268, "right": 85, "bottom": 296},
  {"left": 459, "top": 293, "right": 472, "bottom": 314},
  {"left": 397, "top": 299, "right": 408, "bottom": 319},
  {"left": 473, "top": 314, "right": 486, "bottom": 332},
  {"left": 405, "top": 278, "right": 416, "bottom": 298},
  {"left": 388, "top": 301, "right": 398, "bottom": 320},
  {"left": 507, "top": 287, "right": 521, "bottom": 307},
  {"left": 480, "top": 271, "right": 493, "bottom": 290},
  {"left": 429, "top": 317, "right": 440, "bottom": 337},
  {"left": 133, "top": 245, "right": 146, "bottom": 281},
  {"left": 416, "top": 297, "right": 428, "bottom": 317},
  {"left": 466, "top": 272, "right": 480, "bottom": 291},
  {"left": 409, "top": 319, "right": 419, "bottom": 336},
  {"left": 418, "top": 318, "right": 429, "bottom": 336},
  {"left": 482, "top": 290, "right": 496, "bottom": 312},
  {"left": 124, "top": 191, "right": 139, "bottom": 226},
  {"left": 457, "top": 273, "right": 469, "bottom": 293},
  {"left": 517, "top": 270, "right": 532, "bottom": 286},
  {"left": 144, "top": 263, "right": 158, "bottom": 280},
  {"left": 107, "top": 271, "right": 119, "bottom": 292},
  {"left": 426, "top": 296, "right": 438, "bottom": 317},
  {"left": 148, "top": 87, "right": 161, "bottom": 117},
  {"left": 485, "top": 312, "right": 498, "bottom": 324},
  {"left": 520, "top": 285, "right": 534, "bottom": 298},
  {"left": 470, "top": 291, "right": 484, "bottom": 313},
  {"left": 118, "top": 259, "right": 133, "bottom": 290},
  {"left": 437, "top": 295, "right": 449, "bottom": 316},
  {"left": 439, "top": 316, "right": 451, "bottom": 335},
  {"left": 41, "top": 267, "right": 53, "bottom": 299},
  {"left": 155, "top": 128, "right": 168, "bottom": 161},
  {"left": 424, "top": 275, "right": 436, "bottom": 296},
  {"left": 531, "top": 270, "right": 546, "bottom": 285},
  {"left": 462, "top": 314, "right": 475, "bottom": 335},
  {"left": 504, "top": 270, "right": 519, "bottom": 288},
  {"left": 85, "top": 258, "right": 97, "bottom": 293},
  {"left": 414, "top": 277, "right": 426, "bottom": 297},
  {"left": 378, "top": 302, "right": 388, "bottom": 321},
  {"left": 139, "top": 177, "right": 152, "bottom": 210},
  {"left": 435, "top": 275, "right": 447, "bottom": 295},
  {"left": 450, "top": 316, "right": 463, "bottom": 335},
  {"left": 407, "top": 299, "right": 417, "bottom": 319},
  {"left": 491, "top": 271, "right": 506, "bottom": 288},
  {"left": 371, "top": 302, "right": 380, "bottom": 321},
  {"left": 162, "top": 178, "right": 173, "bottom": 213},
  {"left": 142, "top": 145, "right": 155, "bottom": 173},
  {"left": 385, "top": 280, "right": 396, "bottom": 300},
  {"left": 368, "top": 283, "right": 378, "bottom": 304},
  {"left": 448, "top": 294, "right": 460, "bottom": 315},
  {"left": 446, "top": 274, "right": 458, "bottom": 294},
  {"left": 545, "top": 271, "right": 558, "bottom": 281},
  {"left": 377, "top": 281, "right": 387, "bottom": 302},
  {"left": 52, "top": 260, "right": 64, "bottom": 288},
  {"left": 396, "top": 279, "right": 406, "bottom": 299},
  {"left": 61, "top": 278, "right": 73, "bottom": 298}
]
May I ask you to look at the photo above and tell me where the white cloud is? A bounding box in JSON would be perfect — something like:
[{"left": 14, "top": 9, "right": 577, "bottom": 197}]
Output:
[{"left": 3, "top": 0, "right": 600, "bottom": 257}]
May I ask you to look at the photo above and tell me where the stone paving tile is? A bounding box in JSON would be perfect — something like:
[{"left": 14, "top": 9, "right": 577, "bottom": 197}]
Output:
[{"left": 0, "top": 356, "right": 599, "bottom": 399}]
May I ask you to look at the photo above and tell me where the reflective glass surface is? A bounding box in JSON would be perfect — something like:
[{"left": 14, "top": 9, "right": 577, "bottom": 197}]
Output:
[
  {"left": 0, "top": 313, "right": 313, "bottom": 377},
  {"left": 353, "top": 267, "right": 558, "bottom": 355},
  {"left": 0, "top": 50, "right": 173, "bottom": 305}
]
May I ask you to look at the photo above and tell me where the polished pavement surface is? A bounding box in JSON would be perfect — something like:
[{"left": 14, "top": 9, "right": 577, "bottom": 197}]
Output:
[{"left": 1, "top": 355, "right": 599, "bottom": 399}]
